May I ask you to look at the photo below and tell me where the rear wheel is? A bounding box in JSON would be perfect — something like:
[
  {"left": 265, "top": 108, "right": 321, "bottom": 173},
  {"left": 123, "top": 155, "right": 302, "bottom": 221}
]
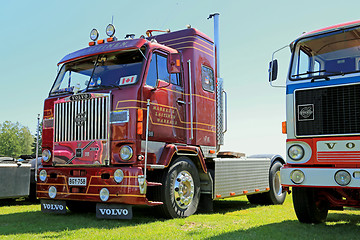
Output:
[
  {"left": 292, "top": 187, "right": 328, "bottom": 223},
  {"left": 246, "top": 161, "right": 286, "bottom": 205},
  {"left": 156, "top": 157, "right": 200, "bottom": 218}
]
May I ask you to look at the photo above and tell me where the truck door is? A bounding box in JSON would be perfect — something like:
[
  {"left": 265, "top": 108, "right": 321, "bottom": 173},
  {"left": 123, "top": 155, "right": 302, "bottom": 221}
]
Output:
[{"left": 143, "top": 52, "right": 186, "bottom": 143}]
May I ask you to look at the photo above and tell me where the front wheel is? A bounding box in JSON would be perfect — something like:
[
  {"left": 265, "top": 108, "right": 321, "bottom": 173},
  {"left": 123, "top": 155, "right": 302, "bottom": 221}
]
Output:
[
  {"left": 265, "top": 161, "right": 286, "bottom": 204},
  {"left": 157, "top": 157, "right": 200, "bottom": 218},
  {"left": 292, "top": 187, "right": 328, "bottom": 223}
]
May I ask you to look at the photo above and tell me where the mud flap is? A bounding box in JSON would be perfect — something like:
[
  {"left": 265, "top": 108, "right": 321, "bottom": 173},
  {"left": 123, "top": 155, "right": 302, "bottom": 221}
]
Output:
[
  {"left": 41, "top": 200, "right": 67, "bottom": 214},
  {"left": 96, "top": 203, "right": 132, "bottom": 219}
]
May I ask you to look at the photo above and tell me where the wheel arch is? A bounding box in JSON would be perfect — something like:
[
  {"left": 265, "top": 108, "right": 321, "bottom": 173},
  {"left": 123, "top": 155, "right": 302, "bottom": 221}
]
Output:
[
  {"left": 158, "top": 144, "right": 207, "bottom": 173},
  {"left": 248, "top": 154, "right": 285, "bottom": 168}
]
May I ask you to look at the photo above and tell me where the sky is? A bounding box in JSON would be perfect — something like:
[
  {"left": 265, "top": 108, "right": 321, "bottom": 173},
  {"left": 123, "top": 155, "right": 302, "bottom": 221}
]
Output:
[{"left": 1, "top": 0, "right": 360, "bottom": 157}]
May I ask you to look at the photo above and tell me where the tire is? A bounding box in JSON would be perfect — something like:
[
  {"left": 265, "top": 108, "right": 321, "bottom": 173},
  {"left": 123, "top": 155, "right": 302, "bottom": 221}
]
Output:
[
  {"left": 292, "top": 187, "right": 328, "bottom": 223},
  {"left": 66, "top": 201, "right": 95, "bottom": 213},
  {"left": 264, "top": 161, "right": 286, "bottom": 205},
  {"left": 156, "top": 157, "right": 200, "bottom": 218}
]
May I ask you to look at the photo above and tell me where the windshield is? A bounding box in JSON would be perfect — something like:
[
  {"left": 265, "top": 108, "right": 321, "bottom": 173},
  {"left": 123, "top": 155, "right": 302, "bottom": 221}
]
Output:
[
  {"left": 50, "top": 49, "right": 145, "bottom": 95},
  {"left": 290, "top": 26, "right": 360, "bottom": 81}
]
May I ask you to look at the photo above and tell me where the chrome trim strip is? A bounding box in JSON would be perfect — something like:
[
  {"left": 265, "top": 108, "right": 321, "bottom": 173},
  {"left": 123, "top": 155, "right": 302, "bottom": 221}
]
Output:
[{"left": 188, "top": 59, "right": 194, "bottom": 140}]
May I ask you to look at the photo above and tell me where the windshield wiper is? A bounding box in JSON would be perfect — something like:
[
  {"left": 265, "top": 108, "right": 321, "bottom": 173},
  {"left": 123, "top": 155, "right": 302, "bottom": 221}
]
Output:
[
  {"left": 292, "top": 70, "right": 327, "bottom": 77},
  {"left": 84, "top": 56, "right": 101, "bottom": 91},
  {"left": 311, "top": 75, "right": 330, "bottom": 82},
  {"left": 51, "top": 89, "right": 74, "bottom": 95},
  {"left": 88, "top": 84, "right": 121, "bottom": 90}
]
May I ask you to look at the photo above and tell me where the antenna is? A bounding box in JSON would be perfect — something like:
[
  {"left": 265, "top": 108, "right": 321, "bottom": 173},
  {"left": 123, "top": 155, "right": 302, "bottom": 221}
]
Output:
[{"left": 111, "top": 15, "right": 114, "bottom": 24}]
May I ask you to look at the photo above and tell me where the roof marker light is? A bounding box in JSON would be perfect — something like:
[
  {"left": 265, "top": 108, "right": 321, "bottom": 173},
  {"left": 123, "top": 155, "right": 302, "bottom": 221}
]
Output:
[{"left": 90, "top": 29, "right": 99, "bottom": 41}]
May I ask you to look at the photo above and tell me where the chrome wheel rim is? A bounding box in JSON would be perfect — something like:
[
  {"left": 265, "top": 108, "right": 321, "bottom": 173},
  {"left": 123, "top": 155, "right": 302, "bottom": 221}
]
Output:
[
  {"left": 274, "top": 170, "right": 282, "bottom": 196},
  {"left": 174, "top": 170, "right": 194, "bottom": 209}
]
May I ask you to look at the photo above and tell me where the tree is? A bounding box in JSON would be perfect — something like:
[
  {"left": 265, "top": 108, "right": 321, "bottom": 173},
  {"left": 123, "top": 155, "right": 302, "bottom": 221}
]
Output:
[{"left": 0, "top": 121, "right": 34, "bottom": 158}]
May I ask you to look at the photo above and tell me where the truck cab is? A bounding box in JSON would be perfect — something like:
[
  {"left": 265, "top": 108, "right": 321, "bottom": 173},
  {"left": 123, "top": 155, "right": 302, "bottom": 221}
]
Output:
[
  {"left": 38, "top": 16, "right": 285, "bottom": 219},
  {"left": 271, "top": 20, "right": 360, "bottom": 223}
]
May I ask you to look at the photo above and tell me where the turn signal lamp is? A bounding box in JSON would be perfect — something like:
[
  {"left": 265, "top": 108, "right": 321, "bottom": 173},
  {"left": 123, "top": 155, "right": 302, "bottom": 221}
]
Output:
[
  {"left": 282, "top": 121, "right": 287, "bottom": 134},
  {"left": 97, "top": 39, "right": 105, "bottom": 44},
  {"left": 137, "top": 109, "right": 143, "bottom": 135}
]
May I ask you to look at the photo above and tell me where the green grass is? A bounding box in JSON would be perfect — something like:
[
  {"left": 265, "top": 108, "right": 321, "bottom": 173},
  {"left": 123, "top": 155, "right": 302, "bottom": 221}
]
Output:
[{"left": 1, "top": 195, "right": 360, "bottom": 239}]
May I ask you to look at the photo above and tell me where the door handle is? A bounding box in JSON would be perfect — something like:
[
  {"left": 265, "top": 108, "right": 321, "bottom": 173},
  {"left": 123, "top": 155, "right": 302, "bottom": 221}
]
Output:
[{"left": 177, "top": 99, "right": 186, "bottom": 105}]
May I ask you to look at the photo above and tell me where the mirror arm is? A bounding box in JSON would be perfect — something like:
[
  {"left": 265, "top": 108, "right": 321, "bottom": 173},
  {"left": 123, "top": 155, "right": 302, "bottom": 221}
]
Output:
[{"left": 269, "top": 45, "right": 288, "bottom": 88}]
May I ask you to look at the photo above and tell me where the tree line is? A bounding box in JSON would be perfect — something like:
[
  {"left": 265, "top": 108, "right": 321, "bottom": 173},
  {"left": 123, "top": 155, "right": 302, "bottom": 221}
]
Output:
[{"left": 0, "top": 121, "right": 41, "bottom": 158}]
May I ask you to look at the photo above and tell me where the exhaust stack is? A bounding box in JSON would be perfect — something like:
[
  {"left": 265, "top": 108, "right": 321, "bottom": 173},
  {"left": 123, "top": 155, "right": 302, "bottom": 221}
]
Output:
[{"left": 208, "top": 13, "right": 220, "bottom": 78}]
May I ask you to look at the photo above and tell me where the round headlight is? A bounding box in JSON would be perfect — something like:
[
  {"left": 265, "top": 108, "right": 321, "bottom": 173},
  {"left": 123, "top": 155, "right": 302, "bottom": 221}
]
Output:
[
  {"left": 42, "top": 149, "right": 51, "bottom": 162},
  {"left": 39, "top": 169, "right": 47, "bottom": 182},
  {"left": 288, "top": 145, "right": 304, "bottom": 161},
  {"left": 106, "top": 24, "right": 115, "bottom": 37},
  {"left": 120, "top": 145, "right": 133, "bottom": 161},
  {"left": 114, "top": 169, "right": 124, "bottom": 183},
  {"left": 100, "top": 188, "right": 110, "bottom": 202},
  {"left": 335, "top": 170, "right": 351, "bottom": 186},
  {"left": 290, "top": 170, "right": 305, "bottom": 184},
  {"left": 49, "top": 186, "right": 57, "bottom": 198},
  {"left": 90, "top": 28, "right": 99, "bottom": 41}
]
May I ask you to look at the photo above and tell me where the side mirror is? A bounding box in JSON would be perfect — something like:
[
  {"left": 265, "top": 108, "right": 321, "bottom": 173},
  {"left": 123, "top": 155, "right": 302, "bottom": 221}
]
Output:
[
  {"left": 269, "top": 59, "right": 278, "bottom": 82},
  {"left": 167, "top": 53, "right": 181, "bottom": 74}
]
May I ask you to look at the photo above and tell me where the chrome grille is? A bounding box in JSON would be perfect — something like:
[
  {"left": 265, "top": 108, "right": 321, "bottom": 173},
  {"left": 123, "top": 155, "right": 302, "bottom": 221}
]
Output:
[{"left": 54, "top": 95, "right": 109, "bottom": 142}]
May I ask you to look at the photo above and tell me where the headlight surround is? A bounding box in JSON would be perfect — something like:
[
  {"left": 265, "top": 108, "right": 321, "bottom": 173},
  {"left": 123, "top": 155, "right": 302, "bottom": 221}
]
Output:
[
  {"left": 288, "top": 145, "right": 304, "bottom": 161},
  {"left": 42, "top": 149, "right": 51, "bottom": 162},
  {"left": 48, "top": 186, "right": 57, "bottom": 198},
  {"left": 120, "top": 145, "right": 133, "bottom": 161},
  {"left": 290, "top": 170, "right": 305, "bottom": 184},
  {"left": 39, "top": 169, "right": 47, "bottom": 182},
  {"left": 100, "top": 188, "right": 110, "bottom": 202},
  {"left": 114, "top": 169, "right": 124, "bottom": 183},
  {"left": 335, "top": 170, "right": 351, "bottom": 186}
]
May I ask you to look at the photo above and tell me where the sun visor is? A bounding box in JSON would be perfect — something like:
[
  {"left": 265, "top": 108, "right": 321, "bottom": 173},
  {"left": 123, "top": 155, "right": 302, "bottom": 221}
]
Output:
[{"left": 58, "top": 38, "right": 147, "bottom": 65}]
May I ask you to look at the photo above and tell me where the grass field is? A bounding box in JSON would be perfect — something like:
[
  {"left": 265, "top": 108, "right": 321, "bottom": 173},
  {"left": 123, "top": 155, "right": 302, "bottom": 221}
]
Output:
[{"left": 1, "top": 194, "right": 360, "bottom": 239}]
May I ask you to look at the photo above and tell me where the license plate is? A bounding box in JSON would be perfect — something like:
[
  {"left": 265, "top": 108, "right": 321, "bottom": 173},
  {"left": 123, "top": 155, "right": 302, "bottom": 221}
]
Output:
[{"left": 68, "top": 177, "right": 87, "bottom": 186}]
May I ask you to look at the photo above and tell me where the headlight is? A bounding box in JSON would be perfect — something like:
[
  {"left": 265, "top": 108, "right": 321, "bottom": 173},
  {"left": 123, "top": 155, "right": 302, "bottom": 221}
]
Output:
[
  {"left": 114, "top": 169, "right": 124, "bottom": 183},
  {"left": 39, "top": 170, "right": 47, "bottom": 182},
  {"left": 90, "top": 28, "right": 99, "bottom": 41},
  {"left": 120, "top": 145, "right": 133, "bottom": 161},
  {"left": 106, "top": 24, "right": 115, "bottom": 37},
  {"left": 49, "top": 186, "right": 57, "bottom": 198},
  {"left": 42, "top": 149, "right": 51, "bottom": 162},
  {"left": 335, "top": 170, "right": 351, "bottom": 186},
  {"left": 100, "top": 188, "right": 110, "bottom": 202},
  {"left": 290, "top": 170, "right": 305, "bottom": 184},
  {"left": 288, "top": 145, "right": 304, "bottom": 161}
]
